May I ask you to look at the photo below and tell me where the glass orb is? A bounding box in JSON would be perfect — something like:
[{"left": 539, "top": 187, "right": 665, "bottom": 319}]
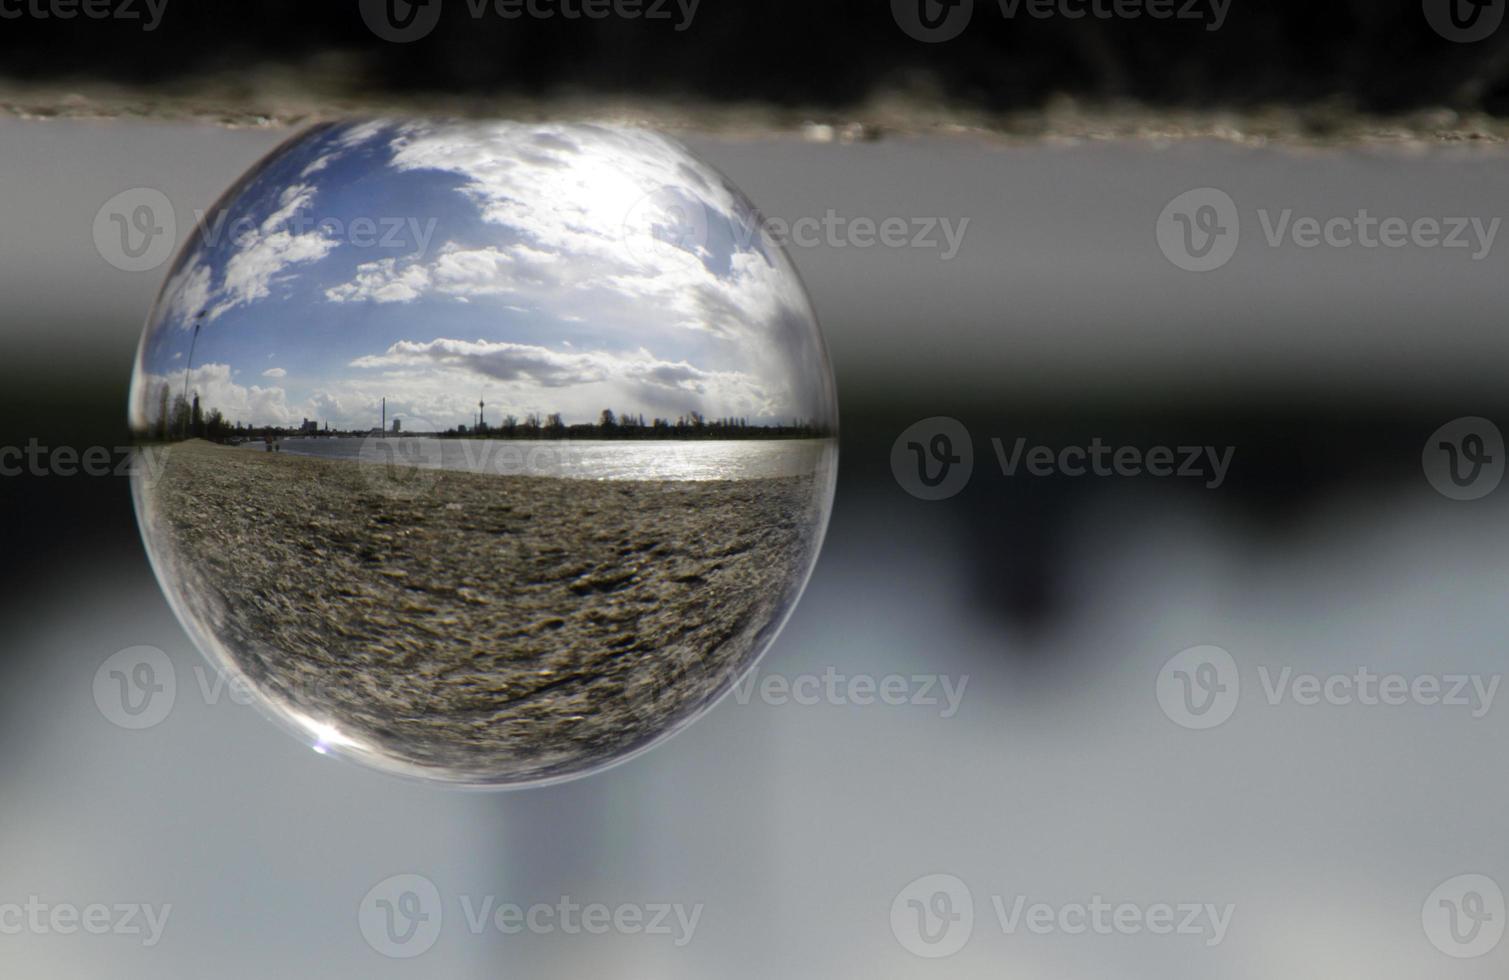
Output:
[{"left": 128, "top": 120, "right": 838, "bottom": 787}]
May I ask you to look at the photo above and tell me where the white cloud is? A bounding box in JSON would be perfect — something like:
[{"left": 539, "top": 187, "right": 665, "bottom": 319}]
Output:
[
  {"left": 317, "top": 122, "right": 831, "bottom": 423},
  {"left": 351, "top": 337, "right": 775, "bottom": 424},
  {"left": 158, "top": 259, "right": 213, "bottom": 328},
  {"left": 208, "top": 192, "right": 338, "bottom": 320},
  {"left": 165, "top": 181, "right": 342, "bottom": 327},
  {"left": 138, "top": 122, "right": 835, "bottom": 431},
  {"left": 131, "top": 362, "right": 295, "bottom": 430}
]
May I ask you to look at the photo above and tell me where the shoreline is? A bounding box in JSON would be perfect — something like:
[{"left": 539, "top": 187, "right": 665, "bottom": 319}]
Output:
[
  {"left": 137, "top": 440, "right": 830, "bottom": 783},
  {"left": 217, "top": 435, "right": 836, "bottom": 483}
]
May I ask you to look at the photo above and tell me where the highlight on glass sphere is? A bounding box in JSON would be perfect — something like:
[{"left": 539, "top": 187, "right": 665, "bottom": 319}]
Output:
[{"left": 127, "top": 120, "right": 839, "bottom": 787}]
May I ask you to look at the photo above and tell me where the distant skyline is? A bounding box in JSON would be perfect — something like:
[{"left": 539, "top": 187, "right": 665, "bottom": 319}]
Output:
[{"left": 131, "top": 120, "right": 835, "bottom": 435}]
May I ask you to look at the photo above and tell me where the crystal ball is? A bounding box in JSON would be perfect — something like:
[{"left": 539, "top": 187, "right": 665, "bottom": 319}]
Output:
[{"left": 128, "top": 120, "right": 838, "bottom": 787}]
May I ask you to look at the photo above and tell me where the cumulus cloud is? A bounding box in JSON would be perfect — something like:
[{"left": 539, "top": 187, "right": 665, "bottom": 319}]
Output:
[
  {"left": 326, "top": 124, "right": 809, "bottom": 337},
  {"left": 205, "top": 183, "right": 339, "bottom": 320},
  {"left": 158, "top": 259, "right": 213, "bottom": 328},
  {"left": 326, "top": 242, "right": 568, "bottom": 306},
  {"left": 161, "top": 174, "right": 348, "bottom": 330},
  {"left": 350, "top": 337, "right": 774, "bottom": 421},
  {"left": 131, "top": 362, "right": 295, "bottom": 430},
  {"left": 318, "top": 122, "right": 831, "bottom": 423},
  {"left": 131, "top": 363, "right": 425, "bottom": 434},
  {"left": 136, "top": 121, "right": 835, "bottom": 430}
]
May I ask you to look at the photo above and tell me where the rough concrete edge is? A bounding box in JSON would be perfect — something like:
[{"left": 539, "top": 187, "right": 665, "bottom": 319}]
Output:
[{"left": 7, "top": 80, "right": 1509, "bottom": 151}]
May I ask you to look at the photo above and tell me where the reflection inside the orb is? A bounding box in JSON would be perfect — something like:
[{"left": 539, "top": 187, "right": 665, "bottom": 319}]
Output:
[{"left": 128, "top": 119, "right": 838, "bottom": 787}]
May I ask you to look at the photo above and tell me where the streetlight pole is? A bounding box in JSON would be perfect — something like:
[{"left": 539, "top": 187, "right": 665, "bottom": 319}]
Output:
[{"left": 181, "top": 309, "right": 205, "bottom": 438}]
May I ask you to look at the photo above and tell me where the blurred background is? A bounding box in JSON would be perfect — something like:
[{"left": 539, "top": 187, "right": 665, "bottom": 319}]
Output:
[
  {"left": 3, "top": 0, "right": 1509, "bottom": 114},
  {"left": 7, "top": 3, "right": 1509, "bottom": 978}
]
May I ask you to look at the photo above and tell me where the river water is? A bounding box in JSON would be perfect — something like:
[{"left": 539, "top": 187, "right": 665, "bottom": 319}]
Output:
[{"left": 240, "top": 436, "right": 837, "bottom": 482}]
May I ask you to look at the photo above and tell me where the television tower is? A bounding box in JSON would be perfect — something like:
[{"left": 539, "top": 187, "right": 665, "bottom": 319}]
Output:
[{"left": 478, "top": 396, "right": 486, "bottom": 431}]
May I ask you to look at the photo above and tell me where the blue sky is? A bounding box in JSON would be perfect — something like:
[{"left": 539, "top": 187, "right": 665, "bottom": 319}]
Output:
[{"left": 131, "top": 120, "right": 835, "bottom": 432}]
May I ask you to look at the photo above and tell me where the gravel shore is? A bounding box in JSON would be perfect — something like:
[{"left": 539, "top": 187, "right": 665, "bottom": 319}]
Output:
[{"left": 135, "top": 440, "right": 831, "bottom": 784}]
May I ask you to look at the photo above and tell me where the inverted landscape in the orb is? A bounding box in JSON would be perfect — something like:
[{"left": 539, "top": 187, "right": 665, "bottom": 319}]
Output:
[{"left": 129, "top": 121, "right": 838, "bottom": 786}]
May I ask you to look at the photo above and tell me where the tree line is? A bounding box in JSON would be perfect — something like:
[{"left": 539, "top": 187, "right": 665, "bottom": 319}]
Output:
[
  {"left": 138, "top": 386, "right": 830, "bottom": 443},
  {"left": 442, "top": 409, "right": 827, "bottom": 441},
  {"left": 143, "top": 386, "right": 240, "bottom": 443}
]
